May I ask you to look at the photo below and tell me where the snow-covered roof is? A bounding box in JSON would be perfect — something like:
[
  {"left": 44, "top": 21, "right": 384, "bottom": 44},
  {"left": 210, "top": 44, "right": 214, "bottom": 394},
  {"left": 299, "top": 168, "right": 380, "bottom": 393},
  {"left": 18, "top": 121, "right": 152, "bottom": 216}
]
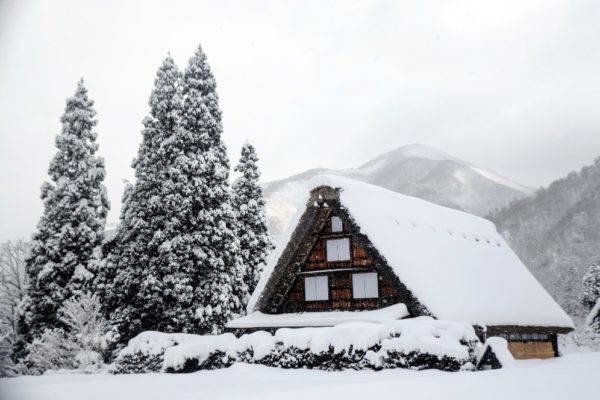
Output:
[
  {"left": 249, "top": 175, "right": 573, "bottom": 329},
  {"left": 228, "top": 303, "right": 409, "bottom": 329}
]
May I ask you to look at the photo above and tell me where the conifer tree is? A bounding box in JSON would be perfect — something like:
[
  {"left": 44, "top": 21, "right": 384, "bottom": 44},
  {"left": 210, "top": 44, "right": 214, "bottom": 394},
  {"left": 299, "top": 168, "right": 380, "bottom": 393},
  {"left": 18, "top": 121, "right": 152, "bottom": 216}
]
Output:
[
  {"left": 581, "top": 263, "right": 600, "bottom": 309},
  {"left": 232, "top": 143, "right": 274, "bottom": 296},
  {"left": 25, "top": 80, "right": 109, "bottom": 338},
  {"left": 180, "top": 45, "right": 247, "bottom": 333},
  {"left": 95, "top": 56, "right": 184, "bottom": 341}
]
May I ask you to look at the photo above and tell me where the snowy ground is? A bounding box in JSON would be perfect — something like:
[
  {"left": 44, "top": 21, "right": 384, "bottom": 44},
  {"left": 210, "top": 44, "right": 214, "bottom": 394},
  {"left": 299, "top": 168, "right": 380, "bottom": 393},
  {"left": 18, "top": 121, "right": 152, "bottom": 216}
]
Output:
[{"left": 2, "top": 353, "right": 599, "bottom": 400}]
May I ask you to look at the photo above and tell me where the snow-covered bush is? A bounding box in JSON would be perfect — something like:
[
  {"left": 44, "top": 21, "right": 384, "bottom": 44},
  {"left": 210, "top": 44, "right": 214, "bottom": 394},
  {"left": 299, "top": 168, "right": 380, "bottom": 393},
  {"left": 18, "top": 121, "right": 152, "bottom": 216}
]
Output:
[
  {"left": 110, "top": 332, "right": 200, "bottom": 374},
  {"left": 22, "top": 328, "right": 79, "bottom": 375},
  {"left": 162, "top": 334, "right": 237, "bottom": 373},
  {"left": 75, "top": 350, "right": 104, "bottom": 374},
  {"left": 19, "top": 294, "right": 114, "bottom": 375},
  {"left": 59, "top": 293, "right": 114, "bottom": 357},
  {"left": 124, "top": 318, "right": 480, "bottom": 374},
  {"left": 560, "top": 304, "right": 600, "bottom": 354},
  {"left": 0, "top": 330, "right": 19, "bottom": 377}
]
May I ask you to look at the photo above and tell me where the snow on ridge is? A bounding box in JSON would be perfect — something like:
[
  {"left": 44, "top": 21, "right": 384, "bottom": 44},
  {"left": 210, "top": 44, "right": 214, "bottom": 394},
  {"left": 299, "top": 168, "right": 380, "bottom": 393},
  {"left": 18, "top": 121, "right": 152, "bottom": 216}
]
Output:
[
  {"left": 230, "top": 303, "right": 409, "bottom": 329},
  {"left": 471, "top": 166, "right": 533, "bottom": 194}
]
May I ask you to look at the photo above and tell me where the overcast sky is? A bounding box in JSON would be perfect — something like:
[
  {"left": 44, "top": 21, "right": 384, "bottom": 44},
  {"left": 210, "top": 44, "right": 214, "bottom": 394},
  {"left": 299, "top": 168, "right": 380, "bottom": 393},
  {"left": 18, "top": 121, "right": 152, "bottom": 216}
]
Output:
[{"left": 1, "top": 0, "right": 599, "bottom": 241}]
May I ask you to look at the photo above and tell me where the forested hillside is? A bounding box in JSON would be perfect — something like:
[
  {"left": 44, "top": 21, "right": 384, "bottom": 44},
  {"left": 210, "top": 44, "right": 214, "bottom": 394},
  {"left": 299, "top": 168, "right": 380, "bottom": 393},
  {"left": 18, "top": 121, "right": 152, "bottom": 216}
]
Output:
[{"left": 490, "top": 157, "right": 600, "bottom": 321}]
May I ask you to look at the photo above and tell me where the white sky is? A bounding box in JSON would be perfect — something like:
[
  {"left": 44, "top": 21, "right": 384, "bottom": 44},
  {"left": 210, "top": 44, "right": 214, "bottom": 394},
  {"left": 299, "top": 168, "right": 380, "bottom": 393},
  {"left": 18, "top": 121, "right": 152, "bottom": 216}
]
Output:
[{"left": 1, "top": 0, "right": 599, "bottom": 241}]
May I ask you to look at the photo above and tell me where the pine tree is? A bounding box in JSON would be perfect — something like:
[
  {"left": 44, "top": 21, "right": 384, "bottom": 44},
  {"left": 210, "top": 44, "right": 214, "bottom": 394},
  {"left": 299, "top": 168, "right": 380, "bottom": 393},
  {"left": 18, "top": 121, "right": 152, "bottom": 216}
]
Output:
[
  {"left": 580, "top": 263, "right": 600, "bottom": 309},
  {"left": 24, "top": 80, "right": 109, "bottom": 338},
  {"left": 180, "top": 45, "right": 247, "bottom": 333},
  {"left": 232, "top": 143, "right": 274, "bottom": 296},
  {"left": 94, "top": 56, "right": 184, "bottom": 341}
]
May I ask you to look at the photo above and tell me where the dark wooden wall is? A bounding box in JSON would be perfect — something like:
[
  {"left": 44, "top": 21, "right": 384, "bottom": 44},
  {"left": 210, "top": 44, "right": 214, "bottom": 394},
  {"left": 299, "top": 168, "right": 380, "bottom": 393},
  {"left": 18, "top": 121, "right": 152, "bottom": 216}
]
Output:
[{"left": 282, "top": 212, "right": 401, "bottom": 312}]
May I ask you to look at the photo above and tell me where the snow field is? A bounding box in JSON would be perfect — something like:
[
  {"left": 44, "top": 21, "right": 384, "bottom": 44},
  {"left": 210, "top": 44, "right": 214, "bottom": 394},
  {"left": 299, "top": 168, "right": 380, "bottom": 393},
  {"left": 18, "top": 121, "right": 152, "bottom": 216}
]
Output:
[{"left": 2, "top": 353, "right": 598, "bottom": 400}]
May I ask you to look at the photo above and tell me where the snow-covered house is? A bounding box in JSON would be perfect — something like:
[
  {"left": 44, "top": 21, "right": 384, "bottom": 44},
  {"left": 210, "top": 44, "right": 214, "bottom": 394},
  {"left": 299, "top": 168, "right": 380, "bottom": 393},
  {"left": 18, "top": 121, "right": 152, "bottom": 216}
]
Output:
[{"left": 228, "top": 175, "right": 574, "bottom": 359}]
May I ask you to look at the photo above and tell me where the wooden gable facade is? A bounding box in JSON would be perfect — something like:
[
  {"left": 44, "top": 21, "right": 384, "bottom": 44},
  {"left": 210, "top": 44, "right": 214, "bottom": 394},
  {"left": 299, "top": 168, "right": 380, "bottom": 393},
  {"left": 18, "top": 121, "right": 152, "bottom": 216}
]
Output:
[{"left": 256, "top": 185, "right": 430, "bottom": 317}]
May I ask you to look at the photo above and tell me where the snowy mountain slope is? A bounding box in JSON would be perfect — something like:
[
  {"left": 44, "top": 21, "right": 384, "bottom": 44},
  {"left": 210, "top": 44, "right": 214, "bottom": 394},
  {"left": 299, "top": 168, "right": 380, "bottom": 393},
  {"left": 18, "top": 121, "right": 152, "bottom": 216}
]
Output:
[
  {"left": 489, "top": 157, "right": 600, "bottom": 322},
  {"left": 263, "top": 144, "right": 533, "bottom": 241}
]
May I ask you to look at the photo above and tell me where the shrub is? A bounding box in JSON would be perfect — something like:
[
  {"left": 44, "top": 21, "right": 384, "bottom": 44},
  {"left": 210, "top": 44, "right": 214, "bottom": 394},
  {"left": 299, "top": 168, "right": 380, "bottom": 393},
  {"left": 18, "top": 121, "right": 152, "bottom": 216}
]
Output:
[{"left": 124, "top": 318, "right": 481, "bottom": 374}]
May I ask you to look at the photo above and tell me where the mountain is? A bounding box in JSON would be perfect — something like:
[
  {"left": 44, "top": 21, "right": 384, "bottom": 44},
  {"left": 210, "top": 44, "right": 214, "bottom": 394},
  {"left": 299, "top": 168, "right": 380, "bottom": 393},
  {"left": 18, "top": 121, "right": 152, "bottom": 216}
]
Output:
[
  {"left": 264, "top": 144, "right": 533, "bottom": 240},
  {"left": 489, "top": 157, "right": 600, "bottom": 322}
]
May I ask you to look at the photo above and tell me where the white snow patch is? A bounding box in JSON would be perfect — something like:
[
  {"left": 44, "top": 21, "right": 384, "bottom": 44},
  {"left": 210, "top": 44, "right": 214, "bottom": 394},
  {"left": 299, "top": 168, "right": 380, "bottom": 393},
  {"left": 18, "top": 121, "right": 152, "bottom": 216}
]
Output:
[
  {"left": 162, "top": 333, "right": 237, "bottom": 371},
  {"left": 229, "top": 303, "right": 409, "bottom": 329},
  {"left": 471, "top": 166, "right": 533, "bottom": 194},
  {"left": 117, "top": 331, "right": 200, "bottom": 358},
  {"left": 476, "top": 337, "right": 515, "bottom": 368}
]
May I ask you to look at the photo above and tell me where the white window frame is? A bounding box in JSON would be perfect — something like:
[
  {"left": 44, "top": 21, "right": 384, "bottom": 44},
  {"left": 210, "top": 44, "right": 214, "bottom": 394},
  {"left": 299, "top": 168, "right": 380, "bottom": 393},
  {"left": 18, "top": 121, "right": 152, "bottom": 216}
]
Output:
[
  {"left": 352, "top": 272, "right": 379, "bottom": 299},
  {"left": 326, "top": 238, "right": 351, "bottom": 262},
  {"left": 331, "top": 216, "right": 343, "bottom": 232},
  {"left": 304, "top": 276, "right": 329, "bottom": 301}
]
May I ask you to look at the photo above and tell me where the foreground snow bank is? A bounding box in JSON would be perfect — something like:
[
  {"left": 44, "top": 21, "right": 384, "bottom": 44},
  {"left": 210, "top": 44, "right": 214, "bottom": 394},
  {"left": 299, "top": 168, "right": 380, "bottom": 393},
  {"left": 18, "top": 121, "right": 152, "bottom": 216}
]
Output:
[
  {"left": 3, "top": 353, "right": 599, "bottom": 400},
  {"left": 114, "top": 317, "right": 480, "bottom": 373}
]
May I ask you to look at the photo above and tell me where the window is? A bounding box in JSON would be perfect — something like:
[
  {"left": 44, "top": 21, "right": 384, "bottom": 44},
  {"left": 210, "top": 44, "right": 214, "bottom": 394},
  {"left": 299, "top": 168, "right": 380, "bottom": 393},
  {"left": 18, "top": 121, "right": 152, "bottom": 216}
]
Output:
[
  {"left": 352, "top": 272, "right": 378, "bottom": 299},
  {"left": 326, "top": 238, "right": 351, "bottom": 261},
  {"left": 331, "top": 216, "right": 343, "bottom": 232},
  {"left": 305, "top": 276, "right": 329, "bottom": 301}
]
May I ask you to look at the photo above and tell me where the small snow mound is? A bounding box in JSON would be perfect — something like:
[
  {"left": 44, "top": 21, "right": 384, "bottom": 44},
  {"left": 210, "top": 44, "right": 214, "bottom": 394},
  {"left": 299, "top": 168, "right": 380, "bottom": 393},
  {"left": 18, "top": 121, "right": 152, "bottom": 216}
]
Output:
[
  {"left": 120, "top": 331, "right": 200, "bottom": 357},
  {"left": 476, "top": 337, "right": 514, "bottom": 369},
  {"left": 229, "top": 303, "right": 409, "bottom": 329},
  {"left": 162, "top": 334, "right": 237, "bottom": 371}
]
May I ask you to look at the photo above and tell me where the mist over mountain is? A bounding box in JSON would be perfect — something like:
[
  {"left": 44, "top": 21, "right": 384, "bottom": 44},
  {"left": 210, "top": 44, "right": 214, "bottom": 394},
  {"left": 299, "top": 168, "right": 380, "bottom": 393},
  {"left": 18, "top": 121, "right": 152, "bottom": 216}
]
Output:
[
  {"left": 489, "top": 157, "right": 600, "bottom": 322},
  {"left": 264, "top": 144, "right": 533, "bottom": 240}
]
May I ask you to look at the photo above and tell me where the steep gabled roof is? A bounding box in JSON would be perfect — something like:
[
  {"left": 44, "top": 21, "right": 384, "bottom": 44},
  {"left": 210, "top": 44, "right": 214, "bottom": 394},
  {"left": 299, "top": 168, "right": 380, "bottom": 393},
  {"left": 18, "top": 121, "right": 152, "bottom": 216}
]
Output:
[{"left": 249, "top": 175, "right": 573, "bottom": 329}]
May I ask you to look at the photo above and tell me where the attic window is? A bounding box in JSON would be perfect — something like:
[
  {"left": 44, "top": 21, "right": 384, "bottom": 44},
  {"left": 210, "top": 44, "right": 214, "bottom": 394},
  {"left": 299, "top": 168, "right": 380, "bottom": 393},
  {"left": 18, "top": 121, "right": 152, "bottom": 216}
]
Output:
[
  {"left": 352, "top": 272, "right": 378, "bottom": 299},
  {"left": 331, "top": 216, "right": 343, "bottom": 232},
  {"left": 326, "top": 238, "right": 351, "bottom": 261},
  {"left": 304, "top": 276, "right": 329, "bottom": 301}
]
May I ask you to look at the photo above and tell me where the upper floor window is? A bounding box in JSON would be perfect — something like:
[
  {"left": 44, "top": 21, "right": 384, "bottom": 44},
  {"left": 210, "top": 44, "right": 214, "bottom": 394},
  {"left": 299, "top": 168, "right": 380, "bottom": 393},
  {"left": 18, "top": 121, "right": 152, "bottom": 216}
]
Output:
[
  {"left": 326, "top": 238, "right": 350, "bottom": 261},
  {"left": 305, "top": 275, "right": 329, "bottom": 301},
  {"left": 352, "top": 272, "right": 378, "bottom": 299},
  {"left": 331, "top": 216, "right": 343, "bottom": 232}
]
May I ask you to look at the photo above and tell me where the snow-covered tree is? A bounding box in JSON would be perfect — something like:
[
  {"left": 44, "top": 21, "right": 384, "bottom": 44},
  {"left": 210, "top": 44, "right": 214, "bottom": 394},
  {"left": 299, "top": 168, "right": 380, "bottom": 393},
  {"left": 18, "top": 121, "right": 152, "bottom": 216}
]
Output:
[
  {"left": 0, "top": 240, "right": 29, "bottom": 340},
  {"left": 232, "top": 143, "right": 274, "bottom": 296},
  {"left": 180, "top": 45, "right": 247, "bottom": 333},
  {"left": 0, "top": 240, "right": 30, "bottom": 370},
  {"left": 95, "top": 56, "right": 184, "bottom": 341},
  {"left": 24, "top": 80, "right": 109, "bottom": 339},
  {"left": 21, "top": 328, "right": 79, "bottom": 375},
  {"left": 97, "top": 47, "right": 246, "bottom": 341},
  {"left": 580, "top": 263, "right": 600, "bottom": 309},
  {"left": 22, "top": 293, "right": 112, "bottom": 375}
]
